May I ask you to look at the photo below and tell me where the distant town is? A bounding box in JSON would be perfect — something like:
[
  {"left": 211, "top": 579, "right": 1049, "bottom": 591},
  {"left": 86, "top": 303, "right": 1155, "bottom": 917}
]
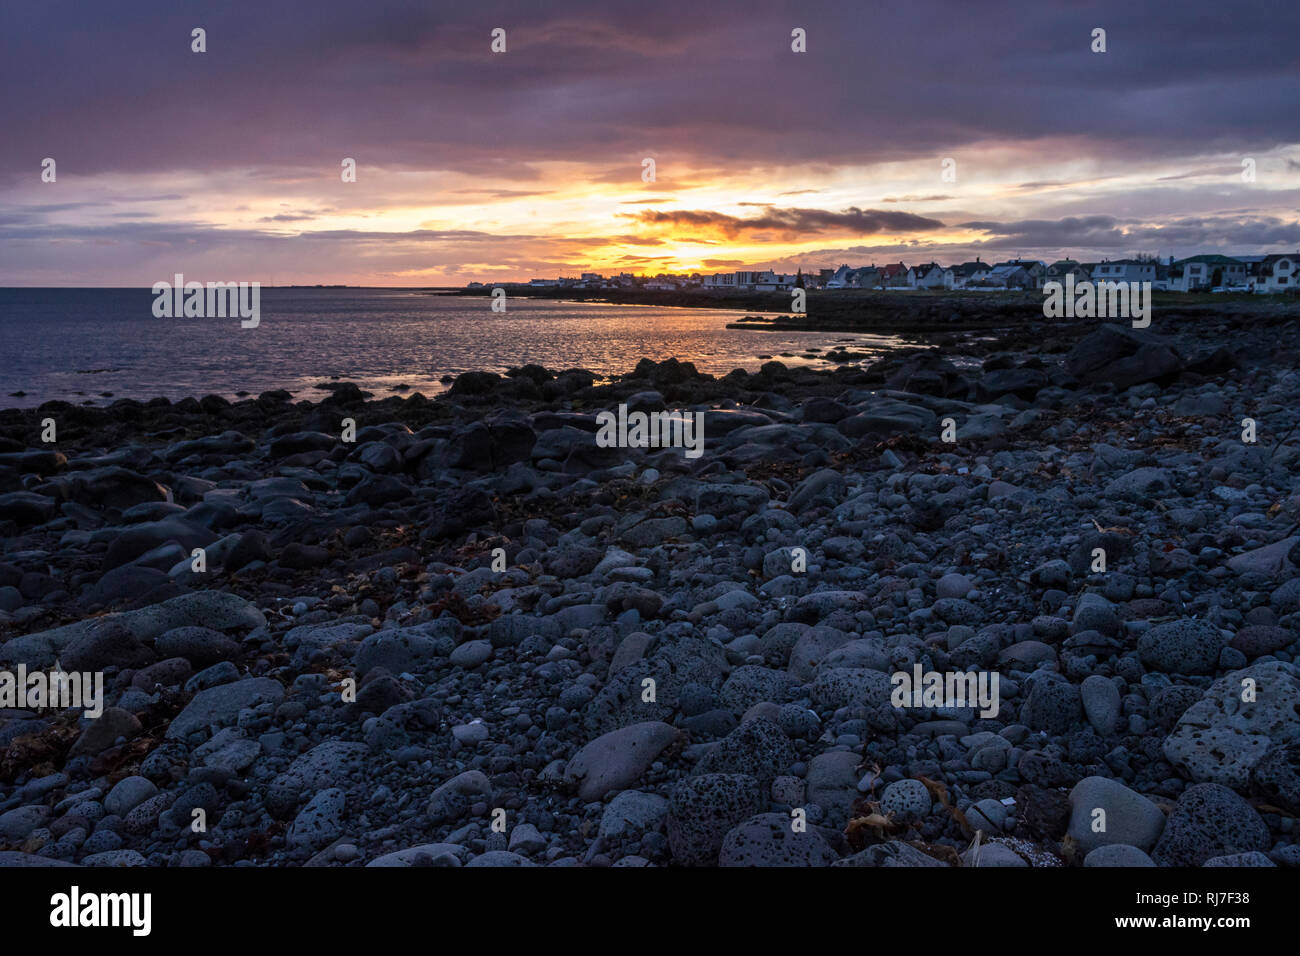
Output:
[{"left": 469, "top": 252, "right": 1300, "bottom": 295}]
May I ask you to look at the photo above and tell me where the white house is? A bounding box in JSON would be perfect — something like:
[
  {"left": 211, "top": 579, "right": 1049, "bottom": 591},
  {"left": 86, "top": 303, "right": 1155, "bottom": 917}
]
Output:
[
  {"left": 754, "top": 271, "right": 797, "bottom": 291},
  {"left": 908, "top": 262, "right": 954, "bottom": 289},
  {"left": 1252, "top": 253, "right": 1299, "bottom": 293},
  {"left": 701, "top": 270, "right": 784, "bottom": 290},
  {"left": 1167, "top": 255, "right": 1247, "bottom": 292}
]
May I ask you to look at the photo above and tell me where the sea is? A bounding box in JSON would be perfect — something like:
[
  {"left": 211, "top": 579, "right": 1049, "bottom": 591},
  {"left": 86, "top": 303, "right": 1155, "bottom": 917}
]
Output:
[{"left": 0, "top": 288, "right": 903, "bottom": 408}]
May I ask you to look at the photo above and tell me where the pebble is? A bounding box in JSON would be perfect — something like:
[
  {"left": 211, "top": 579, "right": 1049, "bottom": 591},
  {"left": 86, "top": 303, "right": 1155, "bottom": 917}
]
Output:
[{"left": 0, "top": 336, "right": 1296, "bottom": 869}]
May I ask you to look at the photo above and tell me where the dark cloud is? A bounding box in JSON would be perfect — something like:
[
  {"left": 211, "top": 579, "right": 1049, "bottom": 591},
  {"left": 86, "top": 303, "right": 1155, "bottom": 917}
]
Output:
[
  {"left": 959, "top": 214, "right": 1300, "bottom": 251},
  {"left": 959, "top": 216, "right": 1128, "bottom": 246},
  {"left": 630, "top": 206, "right": 946, "bottom": 240},
  {"left": 3, "top": 1, "right": 1297, "bottom": 178}
]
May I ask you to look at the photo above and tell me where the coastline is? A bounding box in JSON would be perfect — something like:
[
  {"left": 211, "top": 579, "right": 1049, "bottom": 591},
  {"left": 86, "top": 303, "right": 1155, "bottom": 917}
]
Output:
[{"left": 445, "top": 285, "right": 1300, "bottom": 334}]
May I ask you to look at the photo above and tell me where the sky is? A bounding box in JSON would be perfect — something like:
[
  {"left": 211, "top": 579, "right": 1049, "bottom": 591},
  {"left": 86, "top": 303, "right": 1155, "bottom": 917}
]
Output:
[{"left": 2, "top": 0, "right": 1299, "bottom": 286}]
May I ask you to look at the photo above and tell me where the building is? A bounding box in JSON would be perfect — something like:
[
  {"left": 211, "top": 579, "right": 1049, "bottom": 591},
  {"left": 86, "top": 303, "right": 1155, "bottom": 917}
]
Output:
[
  {"left": 880, "top": 263, "right": 910, "bottom": 288},
  {"left": 701, "top": 272, "right": 737, "bottom": 289},
  {"left": 700, "top": 270, "right": 790, "bottom": 290},
  {"left": 754, "top": 271, "right": 798, "bottom": 291},
  {"left": 1251, "top": 253, "right": 1299, "bottom": 293},
  {"left": 1016, "top": 260, "right": 1048, "bottom": 286},
  {"left": 853, "top": 267, "right": 882, "bottom": 289},
  {"left": 1167, "top": 255, "right": 1247, "bottom": 292},
  {"left": 1043, "top": 259, "right": 1091, "bottom": 286},
  {"left": 980, "top": 263, "right": 1032, "bottom": 289},
  {"left": 1090, "top": 259, "right": 1157, "bottom": 284},
  {"left": 950, "top": 260, "right": 991, "bottom": 289},
  {"left": 909, "top": 262, "right": 954, "bottom": 289},
  {"left": 989, "top": 259, "right": 1047, "bottom": 288},
  {"left": 824, "top": 264, "right": 855, "bottom": 289},
  {"left": 1152, "top": 259, "right": 1171, "bottom": 291}
]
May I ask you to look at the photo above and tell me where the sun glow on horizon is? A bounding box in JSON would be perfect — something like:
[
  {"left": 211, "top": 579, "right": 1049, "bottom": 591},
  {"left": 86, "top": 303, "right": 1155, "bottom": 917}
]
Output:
[{"left": 4, "top": 144, "right": 1299, "bottom": 285}]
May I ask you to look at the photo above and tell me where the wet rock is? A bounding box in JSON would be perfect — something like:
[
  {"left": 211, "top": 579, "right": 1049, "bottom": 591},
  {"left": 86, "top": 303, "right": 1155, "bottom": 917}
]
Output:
[{"left": 1066, "top": 325, "right": 1183, "bottom": 390}]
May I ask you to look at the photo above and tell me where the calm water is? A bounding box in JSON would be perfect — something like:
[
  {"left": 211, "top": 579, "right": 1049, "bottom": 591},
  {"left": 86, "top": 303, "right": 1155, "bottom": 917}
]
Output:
[{"left": 0, "top": 288, "right": 903, "bottom": 408}]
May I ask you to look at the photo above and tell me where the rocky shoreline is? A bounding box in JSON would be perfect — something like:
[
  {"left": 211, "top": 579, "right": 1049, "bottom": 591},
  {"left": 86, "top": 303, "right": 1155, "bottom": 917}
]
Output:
[{"left": 2, "top": 311, "right": 1300, "bottom": 868}]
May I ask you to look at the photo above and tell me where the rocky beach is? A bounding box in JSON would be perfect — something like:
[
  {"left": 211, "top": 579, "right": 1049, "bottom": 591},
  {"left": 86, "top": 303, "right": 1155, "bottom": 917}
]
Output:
[{"left": 2, "top": 308, "right": 1300, "bottom": 869}]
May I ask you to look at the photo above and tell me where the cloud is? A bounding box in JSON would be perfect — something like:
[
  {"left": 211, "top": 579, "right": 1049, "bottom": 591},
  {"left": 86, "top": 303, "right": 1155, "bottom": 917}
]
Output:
[
  {"left": 882, "top": 195, "right": 956, "bottom": 203},
  {"left": 1155, "top": 166, "right": 1242, "bottom": 181},
  {"left": 2, "top": 0, "right": 1299, "bottom": 283},
  {"left": 959, "top": 216, "right": 1127, "bottom": 245},
  {"left": 629, "top": 206, "right": 946, "bottom": 240},
  {"left": 957, "top": 213, "right": 1300, "bottom": 253},
  {"left": 4, "top": 0, "right": 1297, "bottom": 180}
]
